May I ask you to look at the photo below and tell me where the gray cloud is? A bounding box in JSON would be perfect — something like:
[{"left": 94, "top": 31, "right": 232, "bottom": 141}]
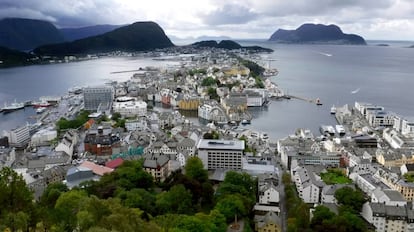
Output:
[{"left": 201, "top": 4, "right": 258, "bottom": 25}]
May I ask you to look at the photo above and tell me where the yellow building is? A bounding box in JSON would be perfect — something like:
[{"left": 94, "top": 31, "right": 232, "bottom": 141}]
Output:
[
  {"left": 254, "top": 211, "right": 281, "bottom": 232},
  {"left": 376, "top": 149, "right": 414, "bottom": 167},
  {"left": 178, "top": 98, "right": 201, "bottom": 110}
]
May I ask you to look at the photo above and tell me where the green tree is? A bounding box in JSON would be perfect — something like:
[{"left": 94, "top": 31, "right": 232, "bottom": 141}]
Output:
[
  {"left": 116, "top": 188, "right": 157, "bottom": 216},
  {"left": 207, "top": 87, "right": 219, "bottom": 100},
  {"left": 334, "top": 187, "right": 366, "bottom": 213},
  {"left": 0, "top": 167, "right": 34, "bottom": 231},
  {"left": 156, "top": 184, "right": 194, "bottom": 214},
  {"left": 185, "top": 157, "right": 208, "bottom": 183},
  {"left": 201, "top": 77, "right": 217, "bottom": 86},
  {"left": 54, "top": 190, "right": 88, "bottom": 231},
  {"left": 214, "top": 194, "right": 247, "bottom": 222}
]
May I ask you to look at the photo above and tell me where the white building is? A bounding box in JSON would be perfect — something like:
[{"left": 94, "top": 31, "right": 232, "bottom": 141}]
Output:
[
  {"left": 31, "top": 128, "right": 57, "bottom": 146},
  {"left": 367, "top": 111, "right": 395, "bottom": 128},
  {"left": 196, "top": 139, "right": 244, "bottom": 170},
  {"left": 362, "top": 202, "right": 414, "bottom": 232},
  {"left": 125, "top": 119, "right": 148, "bottom": 132},
  {"left": 291, "top": 165, "right": 325, "bottom": 204},
  {"left": 7, "top": 125, "right": 30, "bottom": 147},
  {"left": 394, "top": 115, "right": 414, "bottom": 138},
  {"left": 371, "top": 188, "right": 407, "bottom": 207},
  {"left": 112, "top": 100, "right": 147, "bottom": 117}
]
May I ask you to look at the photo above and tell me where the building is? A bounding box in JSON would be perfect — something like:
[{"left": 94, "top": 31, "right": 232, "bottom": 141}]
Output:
[
  {"left": 30, "top": 128, "right": 57, "bottom": 147},
  {"left": 83, "top": 86, "right": 114, "bottom": 111},
  {"left": 291, "top": 165, "right": 325, "bottom": 204},
  {"left": 394, "top": 115, "right": 414, "bottom": 137},
  {"left": 361, "top": 202, "right": 414, "bottom": 232},
  {"left": 7, "top": 125, "right": 30, "bottom": 147},
  {"left": 112, "top": 99, "right": 147, "bottom": 117},
  {"left": 196, "top": 139, "right": 244, "bottom": 170},
  {"left": 84, "top": 125, "right": 120, "bottom": 156},
  {"left": 371, "top": 188, "right": 406, "bottom": 206},
  {"left": 143, "top": 155, "right": 170, "bottom": 182},
  {"left": 254, "top": 211, "right": 282, "bottom": 232}
]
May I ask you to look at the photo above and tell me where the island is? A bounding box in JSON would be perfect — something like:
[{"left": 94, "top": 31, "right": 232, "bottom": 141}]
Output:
[
  {"left": 192, "top": 40, "right": 273, "bottom": 52},
  {"left": 269, "top": 23, "right": 366, "bottom": 45}
]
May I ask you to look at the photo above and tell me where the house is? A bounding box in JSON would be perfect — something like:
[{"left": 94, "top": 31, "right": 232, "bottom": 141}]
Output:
[
  {"left": 258, "top": 173, "right": 279, "bottom": 206},
  {"left": 254, "top": 211, "right": 282, "bottom": 232},
  {"left": 371, "top": 188, "right": 406, "bottom": 206},
  {"left": 361, "top": 202, "right": 414, "bottom": 232},
  {"left": 291, "top": 165, "right": 325, "bottom": 204},
  {"left": 84, "top": 125, "right": 120, "bottom": 156},
  {"left": 401, "top": 163, "right": 414, "bottom": 176},
  {"left": 143, "top": 154, "right": 170, "bottom": 182}
]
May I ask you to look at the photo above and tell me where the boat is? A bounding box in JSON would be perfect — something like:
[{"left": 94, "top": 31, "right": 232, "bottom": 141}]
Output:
[
  {"left": 36, "top": 107, "right": 47, "bottom": 114},
  {"left": 1, "top": 101, "right": 25, "bottom": 113},
  {"left": 335, "top": 125, "right": 346, "bottom": 136},
  {"left": 31, "top": 100, "right": 52, "bottom": 108},
  {"left": 260, "top": 133, "right": 269, "bottom": 140},
  {"left": 316, "top": 98, "right": 323, "bottom": 105},
  {"left": 327, "top": 126, "right": 336, "bottom": 136},
  {"left": 330, "top": 105, "right": 336, "bottom": 114},
  {"left": 320, "top": 125, "right": 329, "bottom": 135},
  {"left": 241, "top": 119, "right": 251, "bottom": 125}
]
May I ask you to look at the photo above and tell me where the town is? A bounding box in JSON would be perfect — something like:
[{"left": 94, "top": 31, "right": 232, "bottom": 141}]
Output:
[{"left": 1, "top": 46, "right": 414, "bottom": 232}]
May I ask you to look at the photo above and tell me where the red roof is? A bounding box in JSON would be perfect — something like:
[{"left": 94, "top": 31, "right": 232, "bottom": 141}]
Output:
[
  {"left": 105, "top": 158, "right": 124, "bottom": 169},
  {"left": 80, "top": 160, "right": 113, "bottom": 176}
]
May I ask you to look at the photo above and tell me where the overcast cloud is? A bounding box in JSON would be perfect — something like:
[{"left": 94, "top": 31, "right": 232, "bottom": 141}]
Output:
[{"left": 0, "top": 0, "right": 413, "bottom": 40}]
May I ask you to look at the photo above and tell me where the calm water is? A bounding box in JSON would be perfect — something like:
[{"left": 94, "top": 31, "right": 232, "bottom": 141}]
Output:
[{"left": 1, "top": 42, "right": 414, "bottom": 140}]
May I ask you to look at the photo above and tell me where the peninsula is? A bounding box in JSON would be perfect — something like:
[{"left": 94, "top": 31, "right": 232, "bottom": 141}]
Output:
[{"left": 269, "top": 23, "right": 366, "bottom": 45}]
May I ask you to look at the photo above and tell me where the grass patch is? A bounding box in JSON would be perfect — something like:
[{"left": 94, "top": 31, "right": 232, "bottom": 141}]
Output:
[
  {"left": 404, "top": 173, "right": 414, "bottom": 182},
  {"left": 320, "top": 169, "right": 352, "bottom": 185}
]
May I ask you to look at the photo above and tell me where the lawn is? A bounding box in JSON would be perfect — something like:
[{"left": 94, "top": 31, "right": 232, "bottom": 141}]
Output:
[{"left": 320, "top": 169, "right": 352, "bottom": 185}]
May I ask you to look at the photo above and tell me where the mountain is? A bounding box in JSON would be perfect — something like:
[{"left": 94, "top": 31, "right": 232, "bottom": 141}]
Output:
[
  {"left": 60, "top": 24, "right": 124, "bottom": 41},
  {"left": 34, "top": 21, "right": 175, "bottom": 56},
  {"left": 0, "top": 18, "right": 65, "bottom": 51},
  {"left": 0, "top": 46, "right": 38, "bottom": 67},
  {"left": 192, "top": 40, "right": 273, "bottom": 52},
  {"left": 269, "top": 23, "right": 366, "bottom": 45}
]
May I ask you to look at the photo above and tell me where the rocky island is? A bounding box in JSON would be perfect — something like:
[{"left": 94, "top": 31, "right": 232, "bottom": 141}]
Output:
[
  {"left": 269, "top": 23, "right": 366, "bottom": 45},
  {"left": 192, "top": 40, "right": 273, "bottom": 52}
]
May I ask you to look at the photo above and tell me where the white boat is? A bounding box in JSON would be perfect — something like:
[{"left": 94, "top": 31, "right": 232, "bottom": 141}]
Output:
[
  {"left": 335, "top": 125, "right": 346, "bottom": 136},
  {"left": 330, "top": 105, "right": 336, "bottom": 114},
  {"left": 1, "top": 101, "right": 25, "bottom": 113},
  {"left": 36, "top": 107, "right": 47, "bottom": 114},
  {"left": 326, "top": 126, "right": 336, "bottom": 136},
  {"left": 241, "top": 119, "right": 251, "bottom": 125}
]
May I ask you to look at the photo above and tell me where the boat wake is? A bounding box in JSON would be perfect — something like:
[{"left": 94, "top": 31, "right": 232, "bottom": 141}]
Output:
[
  {"left": 317, "top": 52, "right": 333, "bottom": 57},
  {"left": 351, "top": 88, "right": 360, "bottom": 94}
]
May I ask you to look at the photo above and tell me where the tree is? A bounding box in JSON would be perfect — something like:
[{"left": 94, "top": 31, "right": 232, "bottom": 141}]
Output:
[
  {"left": 117, "top": 188, "right": 157, "bottom": 216},
  {"left": 207, "top": 87, "right": 219, "bottom": 100},
  {"left": 214, "top": 194, "right": 247, "bottom": 222},
  {"left": 334, "top": 187, "right": 366, "bottom": 213},
  {"left": 0, "top": 167, "right": 34, "bottom": 231},
  {"left": 185, "top": 157, "right": 208, "bottom": 183},
  {"left": 54, "top": 190, "right": 88, "bottom": 231},
  {"left": 201, "top": 77, "right": 217, "bottom": 86},
  {"left": 156, "top": 184, "right": 193, "bottom": 214},
  {"left": 310, "top": 205, "right": 335, "bottom": 231}
]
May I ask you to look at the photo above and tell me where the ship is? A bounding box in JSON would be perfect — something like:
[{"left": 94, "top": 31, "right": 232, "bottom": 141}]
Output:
[
  {"left": 31, "top": 100, "right": 52, "bottom": 108},
  {"left": 330, "top": 105, "right": 337, "bottom": 114},
  {"left": 1, "top": 101, "right": 25, "bottom": 113},
  {"left": 316, "top": 98, "right": 323, "bottom": 105},
  {"left": 36, "top": 107, "right": 47, "bottom": 114},
  {"left": 335, "top": 125, "right": 346, "bottom": 136}
]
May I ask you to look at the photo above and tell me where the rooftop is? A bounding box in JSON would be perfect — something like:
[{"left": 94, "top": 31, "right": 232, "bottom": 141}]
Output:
[{"left": 197, "top": 139, "right": 244, "bottom": 150}]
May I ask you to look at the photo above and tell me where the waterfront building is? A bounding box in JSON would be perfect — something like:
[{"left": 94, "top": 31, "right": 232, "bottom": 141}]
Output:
[
  {"left": 196, "top": 139, "right": 244, "bottom": 170},
  {"left": 7, "top": 125, "right": 30, "bottom": 147},
  {"left": 83, "top": 86, "right": 114, "bottom": 111}
]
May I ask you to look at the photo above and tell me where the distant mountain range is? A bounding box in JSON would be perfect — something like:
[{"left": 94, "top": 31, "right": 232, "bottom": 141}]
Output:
[
  {"left": 269, "top": 23, "right": 366, "bottom": 45},
  {"left": 60, "top": 24, "right": 124, "bottom": 42},
  {"left": 34, "top": 21, "right": 174, "bottom": 56},
  {"left": 192, "top": 40, "right": 273, "bottom": 52},
  {"left": 0, "top": 18, "right": 65, "bottom": 51}
]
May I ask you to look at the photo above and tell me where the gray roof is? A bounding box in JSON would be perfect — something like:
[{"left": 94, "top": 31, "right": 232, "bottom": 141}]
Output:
[{"left": 197, "top": 139, "right": 244, "bottom": 150}]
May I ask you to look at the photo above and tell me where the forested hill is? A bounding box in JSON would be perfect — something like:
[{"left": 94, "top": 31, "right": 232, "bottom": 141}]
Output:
[
  {"left": 0, "top": 18, "right": 65, "bottom": 51},
  {"left": 34, "top": 21, "right": 175, "bottom": 56},
  {"left": 269, "top": 23, "right": 366, "bottom": 45}
]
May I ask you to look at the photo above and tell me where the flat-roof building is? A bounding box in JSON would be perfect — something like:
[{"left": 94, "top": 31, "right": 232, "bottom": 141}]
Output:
[{"left": 196, "top": 139, "right": 244, "bottom": 170}]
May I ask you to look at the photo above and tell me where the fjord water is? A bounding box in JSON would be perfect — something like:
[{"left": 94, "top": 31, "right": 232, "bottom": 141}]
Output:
[{"left": 1, "top": 42, "right": 414, "bottom": 140}]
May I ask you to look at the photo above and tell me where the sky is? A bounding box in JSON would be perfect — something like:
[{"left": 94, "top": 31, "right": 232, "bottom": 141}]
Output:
[{"left": 1, "top": 0, "right": 414, "bottom": 41}]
